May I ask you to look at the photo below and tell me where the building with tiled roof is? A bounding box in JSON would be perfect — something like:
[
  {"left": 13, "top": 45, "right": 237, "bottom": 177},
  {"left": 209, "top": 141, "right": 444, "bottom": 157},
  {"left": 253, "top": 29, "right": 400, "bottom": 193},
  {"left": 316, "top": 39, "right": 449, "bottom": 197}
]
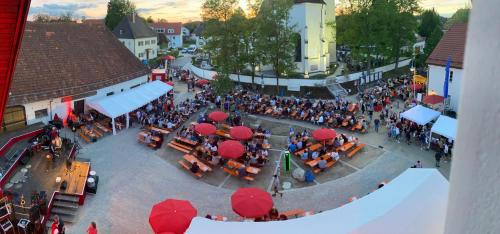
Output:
[
  {"left": 426, "top": 23, "right": 468, "bottom": 112},
  {"left": 113, "top": 14, "right": 159, "bottom": 61},
  {"left": 4, "top": 22, "right": 150, "bottom": 128},
  {"left": 150, "top": 22, "right": 183, "bottom": 49}
]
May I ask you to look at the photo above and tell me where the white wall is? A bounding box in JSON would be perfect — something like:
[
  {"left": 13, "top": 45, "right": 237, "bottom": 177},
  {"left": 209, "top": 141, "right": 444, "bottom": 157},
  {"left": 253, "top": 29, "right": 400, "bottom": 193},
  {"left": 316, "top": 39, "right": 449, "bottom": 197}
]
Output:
[
  {"left": 167, "top": 35, "right": 183, "bottom": 48},
  {"left": 23, "top": 75, "right": 148, "bottom": 125},
  {"left": 134, "top": 37, "right": 158, "bottom": 60},
  {"left": 428, "top": 64, "right": 463, "bottom": 112}
]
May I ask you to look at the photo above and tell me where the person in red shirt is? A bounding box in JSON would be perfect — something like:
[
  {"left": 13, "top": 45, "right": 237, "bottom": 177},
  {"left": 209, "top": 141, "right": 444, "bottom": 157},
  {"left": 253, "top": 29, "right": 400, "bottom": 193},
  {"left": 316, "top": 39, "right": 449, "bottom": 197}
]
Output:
[
  {"left": 87, "top": 222, "right": 98, "bottom": 234},
  {"left": 51, "top": 215, "right": 59, "bottom": 234}
]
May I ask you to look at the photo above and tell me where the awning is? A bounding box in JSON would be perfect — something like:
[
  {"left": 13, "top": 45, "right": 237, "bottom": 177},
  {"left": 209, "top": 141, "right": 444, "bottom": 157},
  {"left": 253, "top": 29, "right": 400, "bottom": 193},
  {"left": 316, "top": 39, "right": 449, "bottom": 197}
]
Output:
[
  {"left": 400, "top": 105, "right": 441, "bottom": 125},
  {"left": 87, "top": 80, "right": 172, "bottom": 119},
  {"left": 431, "top": 115, "right": 458, "bottom": 140},
  {"left": 186, "top": 169, "right": 449, "bottom": 234}
]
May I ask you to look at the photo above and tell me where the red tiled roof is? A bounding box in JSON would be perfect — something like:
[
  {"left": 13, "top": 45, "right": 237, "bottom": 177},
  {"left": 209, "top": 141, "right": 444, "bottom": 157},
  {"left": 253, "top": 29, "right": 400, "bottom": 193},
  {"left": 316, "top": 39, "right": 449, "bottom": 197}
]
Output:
[
  {"left": 426, "top": 23, "right": 467, "bottom": 69},
  {"left": 8, "top": 22, "right": 149, "bottom": 105},
  {"left": 150, "top": 22, "right": 182, "bottom": 35}
]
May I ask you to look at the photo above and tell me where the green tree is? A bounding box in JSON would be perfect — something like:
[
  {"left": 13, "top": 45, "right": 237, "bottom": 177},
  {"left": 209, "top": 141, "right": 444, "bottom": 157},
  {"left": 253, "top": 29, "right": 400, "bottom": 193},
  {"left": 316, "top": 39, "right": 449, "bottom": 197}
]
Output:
[
  {"left": 146, "top": 16, "right": 154, "bottom": 23},
  {"left": 33, "top": 14, "right": 51, "bottom": 23},
  {"left": 257, "top": 0, "right": 296, "bottom": 93},
  {"left": 418, "top": 9, "right": 441, "bottom": 38},
  {"left": 212, "top": 73, "right": 235, "bottom": 96},
  {"left": 58, "top": 12, "right": 73, "bottom": 22},
  {"left": 226, "top": 8, "right": 249, "bottom": 85},
  {"left": 424, "top": 27, "right": 443, "bottom": 59},
  {"left": 445, "top": 8, "right": 470, "bottom": 29},
  {"left": 105, "top": 0, "right": 136, "bottom": 30}
]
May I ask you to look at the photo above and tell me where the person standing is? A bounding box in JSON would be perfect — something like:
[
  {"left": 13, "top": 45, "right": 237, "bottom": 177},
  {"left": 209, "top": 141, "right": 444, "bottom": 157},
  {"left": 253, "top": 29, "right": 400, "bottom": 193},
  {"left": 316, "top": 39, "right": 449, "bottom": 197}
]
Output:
[
  {"left": 87, "top": 222, "right": 97, "bottom": 234},
  {"left": 51, "top": 216, "right": 59, "bottom": 234},
  {"left": 374, "top": 118, "right": 380, "bottom": 133},
  {"left": 272, "top": 174, "right": 283, "bottom": 197},
  {"left": 435, "top": 151, "right": 442, "bottom": 168}
]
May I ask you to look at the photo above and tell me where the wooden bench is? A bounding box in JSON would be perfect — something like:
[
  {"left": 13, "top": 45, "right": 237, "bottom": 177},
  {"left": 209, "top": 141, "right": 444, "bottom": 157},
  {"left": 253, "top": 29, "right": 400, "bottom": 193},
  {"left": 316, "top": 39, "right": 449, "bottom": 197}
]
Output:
[
  {"left": 279, "top": 209, "right": 306, "bottom": 218},
  {"left": 168, "top": 142, "right": 192, "bottom": 153},
  {"left": 223, "top": 168, "right": 254, "bottom": 182},
  {"left": 78, "top": 131, "right": 91, "bottom": 143},
  {"left": 313, "top": 159, "right": 337, "bottom": 174},
  {"left": 92, "top": 128, "right": 104, "bottom": 138},
  {"left": 178, "top": 160, "right": 202, "bottom": 178},
  {"left": 347, "top": 144, "right": 366, "bottom": 158}
]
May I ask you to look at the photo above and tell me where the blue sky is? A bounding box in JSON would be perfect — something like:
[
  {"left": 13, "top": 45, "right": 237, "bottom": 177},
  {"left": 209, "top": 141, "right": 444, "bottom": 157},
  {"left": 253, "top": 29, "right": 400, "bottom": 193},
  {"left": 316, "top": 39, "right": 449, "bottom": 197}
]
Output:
[{"left": 29, "top": 0, "right": 471, "bottom": 22}]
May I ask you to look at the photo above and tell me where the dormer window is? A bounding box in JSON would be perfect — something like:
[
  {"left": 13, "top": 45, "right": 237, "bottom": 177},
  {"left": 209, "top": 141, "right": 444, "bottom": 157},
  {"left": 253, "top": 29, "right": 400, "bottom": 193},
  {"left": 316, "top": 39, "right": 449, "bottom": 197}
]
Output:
[{"left": 119, "top": 29, "right": 123, "bottom": 35}]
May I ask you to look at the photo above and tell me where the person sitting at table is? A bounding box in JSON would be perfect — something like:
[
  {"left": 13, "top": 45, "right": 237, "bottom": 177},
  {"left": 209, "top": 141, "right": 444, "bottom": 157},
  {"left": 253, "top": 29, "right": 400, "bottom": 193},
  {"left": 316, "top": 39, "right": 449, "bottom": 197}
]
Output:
[
  {"left": 301, "top": 149, "right": 309, "bottom": 161},
  {"left": 261, "top": 149, "right": 268, "bottom": 158},
  {"left": 318, "top": 158, "right": 327, "bottom": 170},
  {"left": 311, "top": 150, "right": 319, "bottom": 160},
  {"left": 256, "top": 155, "right": 266, "bottom": 166},
  {"left": 238, "top": 166, "right": 248, "bottom": 178},
  {"left": 190, "top": 162, "right": 200, "bottom": 174},
  {"left": 288, "top": 142, "right": 297, "bottom": 153},
  {"left": 330, "top": 151, "right": 340, "bottom": 161},
  {"left": 145, "top": 134, "right": 152, "bottom": 144},
  {"left": 341, "top": 134, "right": 349, "bottom": 144}
]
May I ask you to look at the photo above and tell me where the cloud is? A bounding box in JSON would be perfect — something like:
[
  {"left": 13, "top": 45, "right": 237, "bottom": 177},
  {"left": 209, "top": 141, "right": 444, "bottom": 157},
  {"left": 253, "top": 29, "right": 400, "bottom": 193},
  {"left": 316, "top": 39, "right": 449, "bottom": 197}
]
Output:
[{"left": 29, "top": 3, "right": 97, "bottom": 18}]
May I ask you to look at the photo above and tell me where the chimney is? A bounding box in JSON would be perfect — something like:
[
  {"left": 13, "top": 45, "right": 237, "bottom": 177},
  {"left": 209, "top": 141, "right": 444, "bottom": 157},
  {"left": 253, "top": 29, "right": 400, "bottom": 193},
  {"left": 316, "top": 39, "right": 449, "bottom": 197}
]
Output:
[{"left": 132, "top": 13, "right": 135, "bottom": 23}]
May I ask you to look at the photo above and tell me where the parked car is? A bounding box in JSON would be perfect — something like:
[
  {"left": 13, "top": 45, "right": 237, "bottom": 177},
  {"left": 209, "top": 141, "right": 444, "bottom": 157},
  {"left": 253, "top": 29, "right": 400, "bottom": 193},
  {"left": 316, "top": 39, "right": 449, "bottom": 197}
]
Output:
[{"left": 181, "top": 48, "right": 188, "bottom": 53}]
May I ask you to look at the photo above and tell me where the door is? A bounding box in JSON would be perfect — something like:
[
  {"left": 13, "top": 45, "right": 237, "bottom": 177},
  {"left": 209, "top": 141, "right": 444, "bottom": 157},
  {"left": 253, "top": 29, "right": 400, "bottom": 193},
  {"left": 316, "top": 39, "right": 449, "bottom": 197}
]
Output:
[
  {"left": 2, "top": 106, "right": 26, "bottom": 132},
  {"left": 74, "top": 100, "right": 85, "bottom": 115}
]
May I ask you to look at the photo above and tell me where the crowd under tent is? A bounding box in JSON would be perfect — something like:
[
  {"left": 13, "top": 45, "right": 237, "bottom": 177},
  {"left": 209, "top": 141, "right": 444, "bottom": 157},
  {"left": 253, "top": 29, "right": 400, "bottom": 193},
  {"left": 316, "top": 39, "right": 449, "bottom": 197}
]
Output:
[
  {"left": 186, "top": 169, "right": 449, "bottom": 234},
  {"left": 86, "top": 80, "right": 173, "bottom": 135},
  {"left": 400, "top": 105, "right": 441, "bottom": 125},
  {"left": 431, "top": 115, "right": 458, "bottom": 141}
]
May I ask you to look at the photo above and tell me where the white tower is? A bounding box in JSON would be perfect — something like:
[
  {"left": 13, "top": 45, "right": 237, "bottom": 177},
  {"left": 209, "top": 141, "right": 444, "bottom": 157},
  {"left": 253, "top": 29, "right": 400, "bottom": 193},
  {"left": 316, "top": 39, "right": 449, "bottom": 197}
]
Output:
[{"left": 323, "top": 0, "right": 336, "bottom": 66}]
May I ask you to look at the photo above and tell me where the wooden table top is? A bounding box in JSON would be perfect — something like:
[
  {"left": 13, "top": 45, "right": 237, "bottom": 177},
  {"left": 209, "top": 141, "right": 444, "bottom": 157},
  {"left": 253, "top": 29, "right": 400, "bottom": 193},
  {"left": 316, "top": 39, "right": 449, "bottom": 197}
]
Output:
[
  {"left": 58, "top": 161, "right": 90, "bottom": 195},
  {"left": 183, "top": 154, "right": 212, "bottom": 172},
  {"left": 176, "top": 137, "right": 197, "bottom": 146},
  {"left": 150, "top": 126, "right": 170, "bottom": 135},
  {"left": 227, "top": 160, "right": 260, "bottom": 174}
]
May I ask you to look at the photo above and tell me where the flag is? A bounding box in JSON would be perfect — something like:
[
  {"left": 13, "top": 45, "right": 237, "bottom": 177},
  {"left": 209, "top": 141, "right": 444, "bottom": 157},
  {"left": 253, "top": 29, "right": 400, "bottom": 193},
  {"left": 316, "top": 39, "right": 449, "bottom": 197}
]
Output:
[{"left": 444, "top": 57, "right": 451, "bottom": 98}]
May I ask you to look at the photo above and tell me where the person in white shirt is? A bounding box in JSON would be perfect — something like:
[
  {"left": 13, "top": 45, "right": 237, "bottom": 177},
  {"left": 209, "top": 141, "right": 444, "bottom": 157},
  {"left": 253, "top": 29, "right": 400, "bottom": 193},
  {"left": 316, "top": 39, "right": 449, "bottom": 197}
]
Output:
[
  {"left": 311, "top": 151, "right": 319, "bottom": 160},
  {"left": 330, "top": 151, "right": 340, "bottom": 161}
]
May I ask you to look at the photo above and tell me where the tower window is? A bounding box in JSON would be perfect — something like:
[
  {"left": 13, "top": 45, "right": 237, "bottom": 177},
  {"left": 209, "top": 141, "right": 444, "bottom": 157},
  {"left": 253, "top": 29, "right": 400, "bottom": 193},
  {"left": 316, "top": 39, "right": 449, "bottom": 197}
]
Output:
[{"left": 449, "top": 71, "right": 454, "bottom": 83}]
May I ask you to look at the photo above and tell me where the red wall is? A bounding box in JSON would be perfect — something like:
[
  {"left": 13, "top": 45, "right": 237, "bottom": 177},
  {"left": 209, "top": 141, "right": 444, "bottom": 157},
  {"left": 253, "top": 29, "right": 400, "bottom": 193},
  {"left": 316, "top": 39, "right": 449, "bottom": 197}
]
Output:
[{"left": 0, "top": 0, "right": 31, "bottom": 126}]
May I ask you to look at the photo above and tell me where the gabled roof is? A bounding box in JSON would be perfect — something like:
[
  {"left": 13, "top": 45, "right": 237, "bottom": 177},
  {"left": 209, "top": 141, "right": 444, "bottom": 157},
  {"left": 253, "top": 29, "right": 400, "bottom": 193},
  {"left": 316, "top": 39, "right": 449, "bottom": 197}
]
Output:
[
  {"left": 8, "top": 22, "right": 149, "bottom": 105},
  {"left": 192, "top": 23, "right": 205, "bottom": 36},
  {"left": 426, "top": 23, "right": 467, "bottom": 69},
  {"left": 150, "top": 22, "right": 182, "bottom": 35},
  {"left": 112, "top": 14, "right": 157, "bottom": 39}
]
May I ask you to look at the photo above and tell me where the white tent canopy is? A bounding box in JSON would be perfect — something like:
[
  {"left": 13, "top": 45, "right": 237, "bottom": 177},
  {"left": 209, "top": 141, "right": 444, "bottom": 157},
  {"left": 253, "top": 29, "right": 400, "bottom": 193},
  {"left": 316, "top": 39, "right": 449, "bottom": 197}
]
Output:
[
  {"left": 186, "top": 169, "right": 449, "bottom": 234},
  {"left": 400, "top": 105, "right": 441, "bottom": 125},
  {"left": 86, "top": 80, "right": 172, "bottom": 134},
  {"left": 431, "top": 115, "right": 458, "bottom": 140}
]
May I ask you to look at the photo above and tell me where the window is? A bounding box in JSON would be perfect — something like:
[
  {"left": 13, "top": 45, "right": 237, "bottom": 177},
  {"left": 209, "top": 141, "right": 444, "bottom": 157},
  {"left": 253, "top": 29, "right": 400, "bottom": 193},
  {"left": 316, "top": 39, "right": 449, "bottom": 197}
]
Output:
[
  {"left": 449, "top": 71, "right": 454, "bottom": 83},
  {"left": 121, "top": 89, "right": 124, "bottom": 92},
  {"left": 168, "top": 29, "right": 174, "bottom": 34},
  {"left": 119, "top": 29, "right": 123, "bottom": 35},
  {"left": 145, "top": 40, "right": 150, "bottom": 45},
  {"left": 138, "top": 41, "right": 144, "bottom": 46},
  {"left": 172, "top": 36, "right": 176, "bottom": 40},
  {"left": 151, "top": 39, "right": 156, "bottom": 44},
  {"left": 294, "top": 33, "right": 302, "bottom": 62},
  {"left": 34, "top": 109, "right": 48, "bottom": 119},
  {"left": 156, "top": 28, "right": 164, "bottom": 33},
  {"left": 106, "top": 92, "right": 114, "bottom": 96},
  {"left": 138, "top": 53, "right": 144, "bottom": 58}
]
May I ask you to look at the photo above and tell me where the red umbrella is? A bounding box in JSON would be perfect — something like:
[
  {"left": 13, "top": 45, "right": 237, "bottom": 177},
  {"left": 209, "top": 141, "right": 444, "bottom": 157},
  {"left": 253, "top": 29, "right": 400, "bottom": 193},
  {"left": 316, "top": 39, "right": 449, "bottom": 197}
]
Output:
[
  {"left": 164, "top": 55, "right": 175, "bottom": 61},
  {"left": 196, "top": 79, "right": 209, "bottom": 86},
  {"left": 231, "top": 188, "right": 273, "bottom": 218},
  {"left": 230, "top": 126, "right": 253, "bottom": 141},
  {"left": 218, "top": 140, "right": 244, "bottom": 159},
  {"left": 208, "top": 111, "right": 228, "bottom": 122},
  {"left": 411, "top": 83, "right": 423, "bottom": 91},
  {"left": 149, "top": 199, "right": 197, "bottom": 234},
  {"left": 312, "top": 128, "right": 336, "bottom": 141},
  {"left": 166, "top": 81, "right": 175, "bottom": 86},
  {"left": 195, "top": 123, "right": 216, "bottom": 136},
  {"left": 423, "top": 94, "right": 444, "bottom": 105}
]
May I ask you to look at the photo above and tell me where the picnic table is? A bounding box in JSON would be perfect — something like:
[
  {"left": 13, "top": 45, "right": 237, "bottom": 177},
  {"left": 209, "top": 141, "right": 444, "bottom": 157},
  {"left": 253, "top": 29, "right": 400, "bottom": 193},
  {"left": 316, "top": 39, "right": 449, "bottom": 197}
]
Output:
[
  {"left": 183, "top": 154, "right": 212, "bottom": 172},
  {"left": 150, "top": 126, "right": 170, "bottom": 135},
  {"left": 94, "top": 122, "right": 110, "bottom": 133},
  {"left": 215, "top": 130, "right": 232, "bottom": 139},
  {"left": 338, "top": 142, "right": 354, "bottom": 152},
  {"left": 175, "top": 137, "right": 198, "bottom": 146},
  {"left": 138, "top": 131, "right": 160, "bottom": 142},
  {"left": 227, "top": 160, "right": 261, "bottom": 174},
  {"left": 306, "top": 154, "right": 330, "bottom": 167}
]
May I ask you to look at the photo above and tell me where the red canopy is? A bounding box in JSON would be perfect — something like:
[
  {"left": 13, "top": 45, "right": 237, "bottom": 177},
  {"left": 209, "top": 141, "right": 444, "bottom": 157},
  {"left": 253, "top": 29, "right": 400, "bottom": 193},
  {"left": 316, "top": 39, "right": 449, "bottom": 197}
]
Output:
[
  {"left": 166, "top": 81, "right": 175, "bottom": 86},
  {"left": 208, "top": 111, "right": 228, "bottom": 122},
  {"left": 231, "top": 188, "right": 273, "bottom": 218},
  {"left": 312, "top": 128, "right": 336, "bottom": 141},
  {"left": 149, "top": 199, "right": 197, "bottom": 234},
  {"left": 164, "top": 55, "right": 175, "bottom": 61},
  {"left": 218, "top": 140, "right": 244, "bottom": 159},
  {"left": 230, "top": 126, "right": 253, "bottom": 141},
  {"left": 197, "top": 79, "right": 209, "bottom": 85},
  {"left": 423, "top": 94, "right": 444, "bottom": 105},
  {"left": 195, "top": 123, "right": 216, "bottom": 136}
]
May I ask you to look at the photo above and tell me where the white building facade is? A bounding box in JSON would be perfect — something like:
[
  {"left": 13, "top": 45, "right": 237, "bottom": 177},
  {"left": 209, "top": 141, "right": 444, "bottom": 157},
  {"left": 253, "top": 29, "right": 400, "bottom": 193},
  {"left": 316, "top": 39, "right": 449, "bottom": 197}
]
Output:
[
  {"left": 288, "top": 0, "right": 336, "bottom": 77},
  {"left": 113, "top": 14, "right": 159, "bottom": 61},
  {"left": 427, "top": 65, "right": 463, "bottom": 112},
  {"left": 118, "top": 37, "right": 158, "bottom": 61},
  {"left": 151, "top": 22, "right": 184, "bottom": 49}
]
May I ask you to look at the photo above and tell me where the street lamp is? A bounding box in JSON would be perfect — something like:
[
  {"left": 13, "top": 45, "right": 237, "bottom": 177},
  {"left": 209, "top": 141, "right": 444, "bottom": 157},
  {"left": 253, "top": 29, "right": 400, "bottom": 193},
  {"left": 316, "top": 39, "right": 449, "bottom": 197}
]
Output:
[{"left": 410, "top": 66, "right": 416, "bottom": 101}]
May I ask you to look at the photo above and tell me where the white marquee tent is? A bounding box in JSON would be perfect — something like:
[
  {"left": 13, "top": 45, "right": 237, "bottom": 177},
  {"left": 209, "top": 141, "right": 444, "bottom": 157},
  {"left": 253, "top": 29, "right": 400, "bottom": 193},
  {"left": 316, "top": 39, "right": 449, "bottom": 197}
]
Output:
[
  {"left": 431, "top": 115, "right": 458, "bottom": 140},
  {"left": 400, "top": 105, "right": 441, "bottom": 125},
  {"left": 186, "top": 169, "right": 449, "bottom": 234},
  {"left": 87, "top": 80, "right": 172, "bottom": 134}
]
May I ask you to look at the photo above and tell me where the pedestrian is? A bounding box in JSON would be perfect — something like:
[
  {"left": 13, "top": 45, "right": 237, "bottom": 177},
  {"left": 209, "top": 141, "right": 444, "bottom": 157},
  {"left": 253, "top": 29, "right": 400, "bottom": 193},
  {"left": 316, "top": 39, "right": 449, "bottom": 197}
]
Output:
[
  {"left": 87, "top": 222, "right": 98, "bottom": 234},
  {"left": 374, "top": 118, "right": 380, "bottom": 133},
  {"left": 416, "top": 160, "right": 423, "bottom": 168},
  {"left": 51, "top": 215, "right": 59, "bottom": 234},
  {"left": 272, "top": 174, "right": 283, "bottom": 197},
  {"left": 435, "top": 151, "right": 442, "bottom": 168}
]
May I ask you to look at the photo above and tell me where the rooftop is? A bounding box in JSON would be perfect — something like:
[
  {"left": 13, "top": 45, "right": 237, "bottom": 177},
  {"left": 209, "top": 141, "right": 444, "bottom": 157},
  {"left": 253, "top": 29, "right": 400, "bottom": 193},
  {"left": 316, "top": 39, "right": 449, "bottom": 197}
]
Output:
[
  {"left": 150, "top": 22, "right": 183, "bottom": 35},
  {"left": 112, "top": 14, "right": 157, "bottom": 39},
  {"left": 426, "top": 23, "right": 467, "bottom": 69}
]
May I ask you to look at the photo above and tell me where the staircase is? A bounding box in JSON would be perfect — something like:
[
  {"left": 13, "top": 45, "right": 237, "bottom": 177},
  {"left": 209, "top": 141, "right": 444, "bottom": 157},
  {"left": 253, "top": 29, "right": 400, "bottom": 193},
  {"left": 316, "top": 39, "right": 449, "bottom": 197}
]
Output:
[
  {"left": 46, "top": 194, "right": 80, "bottom": 229},
  {"left": 324, "top": 77, "right": 349, "bottom": 98}
]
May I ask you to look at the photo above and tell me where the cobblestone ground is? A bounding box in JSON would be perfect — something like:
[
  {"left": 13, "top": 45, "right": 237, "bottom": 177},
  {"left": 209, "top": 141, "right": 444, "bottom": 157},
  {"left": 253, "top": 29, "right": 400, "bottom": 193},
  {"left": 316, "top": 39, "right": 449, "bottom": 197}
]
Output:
[{"left": 65, "top": 79, "right": 451, "bottom": 233}]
